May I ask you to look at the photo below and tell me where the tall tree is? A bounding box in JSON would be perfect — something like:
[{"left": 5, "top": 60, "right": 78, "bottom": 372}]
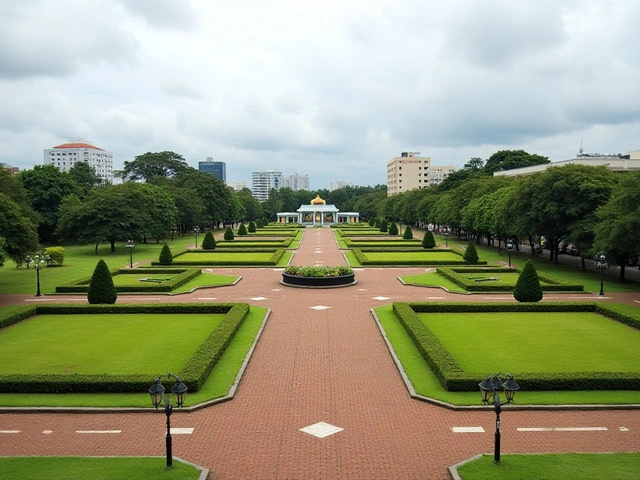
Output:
[
  {"left": 236, "top": 188, "right": 263, "bottom": 221},
  {"left": 68, "top": 161, "right": 102, "bottom": 197},
  {"left": 0, "top": 193, "right": 40, "bottom": 265},
  {"left": 483, "top": 149, "right": 549, "bottom": 175},
  {"left": 174, "top": 169, "right": 238, "bottom": 226},
  {"left": 119, "top": 151, "right": 189, "bottom": 182}
]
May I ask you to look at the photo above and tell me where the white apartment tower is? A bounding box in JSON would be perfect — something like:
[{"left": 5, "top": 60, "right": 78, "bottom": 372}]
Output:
[
  {"left": 386, "top": 152, "right": 455, "bottom": 195},
  {"left": 282, "top": 173, "right": 309, "bottom": 191},
  {"left": 44, "top": 139, "right": 113, "bottom": 183},
  {"left": 330, "top": 180, "right": 353, "bottom": 191},
  {"left": 251, "top": 170, "right": 282, "bottom": 201}
]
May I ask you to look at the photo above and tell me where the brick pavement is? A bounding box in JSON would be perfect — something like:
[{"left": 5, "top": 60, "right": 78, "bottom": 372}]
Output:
[{"left": 1, "top": 228, "right": 639, "bottom": 479}]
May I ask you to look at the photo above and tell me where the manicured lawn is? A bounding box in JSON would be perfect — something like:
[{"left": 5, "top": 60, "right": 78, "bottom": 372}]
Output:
[
  {"left": 0, "top": 457, "right": 201, "bottom": 480},
  {"left": 175, "top": 252, "right": 276, "bottom": 262},
  {"left": 457, "top": 453, "right": 640, "bottom": 480},
  {"left": 373, "top": 304, "right": 640, "bottom": 405},
  {"left": 400, "top": 272, "right": 466, "bottom": 292},
  {"left": 0, "top": 235, "right": 197, "bottom": 295},
  {"left": 347, "top": 241, "right": 422, "bottom": 247},
  {"left": 419, "top": 312, "right": 640, "bottom": 373},
  {"left": 216, "top": 241, "right": 287, "bottom": 247},
  {"left": 361, "top": 251, "right": 463, "bottom": 262},
  {"left": 111, "top": 273, "right": 175, "bottom": 286},
  {"left": 171, "top": 272, "right": 239, "bottom": 293},
  {"left": 0, "top": 306, "right": 268, "bottom": 407},
  {"left": 0, "top": 314, "right": 223, "bottom": 374}
]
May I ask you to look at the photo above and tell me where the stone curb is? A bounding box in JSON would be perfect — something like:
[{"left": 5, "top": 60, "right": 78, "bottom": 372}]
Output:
[
  {"left": 0, "top": 309, "right": 272, "bottom": 414},
  {"left": 447, "top": 453, "right": 483, "bottom": 480},
  {"left": 369, "top": 308, "right": 640, "bottom": 412}
]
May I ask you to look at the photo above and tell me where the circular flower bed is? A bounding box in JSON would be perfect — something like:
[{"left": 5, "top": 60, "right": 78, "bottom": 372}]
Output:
[{"left": 281, "top": 265, "right": 356, "bottom": 288}]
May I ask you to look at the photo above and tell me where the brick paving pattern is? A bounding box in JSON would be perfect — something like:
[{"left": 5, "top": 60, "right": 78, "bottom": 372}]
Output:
[{"left": 1, "top": 228, "right": 639, "bottom": 479}]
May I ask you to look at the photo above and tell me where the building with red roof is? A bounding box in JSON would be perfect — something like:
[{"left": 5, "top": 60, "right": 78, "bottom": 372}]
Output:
[{"left": 43, "top": 139, "right": 113, "bottom": 182}]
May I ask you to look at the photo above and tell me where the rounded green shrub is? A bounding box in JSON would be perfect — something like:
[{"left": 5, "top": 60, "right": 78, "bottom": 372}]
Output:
[
  {"left": 202, "top": 231, "right": 216, "bottom": 250},
  {"left": 463, "top": 243, "right": 479, "bottom": 263},
  {"left": 368, "top": 217, "right": 376, "bottom": 227},
  {"left": 159, "top": 244, "right": 173, "bottom": 264},
  {"left": 237, "top": 223, "right": 248, "bottom": 236},
  {"left": 403, "top": 226, "right": 413, "bottom": 240},
  {"left": 389, "top": 222, "right": 398, "bottom": 235},
  {"left": 374, "top": 219, "right": 380, "bottom": 228},
  {"left": 224, "top": 227, "right": 235, "bottom": 240},
  {"left": 256, "top": 219, "right": 264, "bottom": 228},
  {"left": 514, "top": 259, "right": 543, "bottom": 302},
  {"left": 422, "top": 230, "right": 436, "bottom": 248},
  {"left": 379, "top": 219, "right": 388, "bottom": 233},
  {"left": 87, "top": 259, "right": 117, "bottom": 304},
  {"left": 43, "top": 246, "right": 65, "bottom": 266},
  {"left": 248, "top": 221, "right": 256, "bottom": 233}
]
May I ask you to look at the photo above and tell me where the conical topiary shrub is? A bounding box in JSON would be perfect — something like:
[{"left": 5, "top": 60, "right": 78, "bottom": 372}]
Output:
[
  {"left": 514, "top": 260, "right": 543, "bottom": 302},
  {"left": 374, "top": 219, "right": 380, "bottom": 228},
  {"left": 389, "top": 222, "right": 398, "bottom": 235},
  {"left": 224, "top": 227, "right": 235, "bottom": 240},
  {"left": 380, "top": 219, "right": 388, "bottom": 233},
  {"left": 237, "top": 223, "right": 248, "bottom": 236},
  {"left": 422, "top": 230, "right": 436, "bottom": 248},
  {"left": 403, "top": 226, "right": 413, "bottom": 240},
  {"left": 87, "top": 259, "right": 117, "bottom": 304},
  {"left": 463, "top": 243, "right": 479, "bottom": 263},
  {"left": 256, "top": 218, "right": 264, "bottom": 228},
  {"left": 248, "top": 221, "right": 256, "bottom": 233},
  {"left": 202, "top": 231, "right": 216, "bottom": 250},
  {"left": 159, "top": 244, "right": 173, "bottom": 265},
  {"left": 368, "top": 217, "right": 376, "bottom": 227}
]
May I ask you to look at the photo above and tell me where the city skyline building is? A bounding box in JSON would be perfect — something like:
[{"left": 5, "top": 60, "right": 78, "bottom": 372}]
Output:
[
  {"left": 282, "top": 173, "right": 310, "bottom": 191},
  {"left": 44, "top": 139, "right": 113, "bottom": 183},
  {"left": 329, "top": 180, "right": 353, "bottom": 191},
  {"left": 386, "top": 151, "right": 455, "bottom": 196},
  {"left": 198, "top": 157, "right": 226, "bottom": 182},
  {"left": 251, "top": 169, "right": 282, "bottom": 201}
]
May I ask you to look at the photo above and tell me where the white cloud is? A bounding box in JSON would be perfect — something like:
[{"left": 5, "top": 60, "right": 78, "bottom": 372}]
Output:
[{"left": 1, "top": 0, "right": 640, "bottom": 189}]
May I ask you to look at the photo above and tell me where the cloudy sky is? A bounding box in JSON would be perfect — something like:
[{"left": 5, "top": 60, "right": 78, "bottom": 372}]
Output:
[{"left": 2, "top": 0, "right": 640, "bottom": 190}]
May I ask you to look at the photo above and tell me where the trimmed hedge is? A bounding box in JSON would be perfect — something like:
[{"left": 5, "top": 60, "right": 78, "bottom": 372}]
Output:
[
  {"left": 56, "top": 268, "right": 201, "bottom": 293},
  {"left": 159, "top": 244, "right": 173, "bottom": 264},
  {"left": 224, "top": 227, "right": 235, "bottom": 240},
  {"left": 436, "top": 267, "right": 584, "bottom": 292},
  {"left": 352, "top": 248, "right": 487, "bottom": 266},
  {"left": 160, "top": 248, "right": 285, "bottom": 266},
  {"left": 216, "top": 237, "right": 292, "bottom": 248},
  {"left": 202, "top": 232, "right": 216, "bottom": 250},
  {"left": 393, "top": 302, "right": 640, "bottom": 392},
  {"left": 87, "top": 260, "right": 117, "bottom": 304},
  {"left": 403, "top": 226, "right": 413, "bottom": 239},
  {"left": 514, "top": 259, "right": 543, "bottom": 302},
  {"left": 389, "top": 222, "right": 398, "bottom": 235},
  {"left": 422, "top": 231, "right": 436, "bottom": 248},
  {"left": 463, "top": 243, "right": 479, "bottom": 263},
  {"left": 0, "top": 303, "right": 250, "bottom": 393},
  {"left": 343, "top": 238, "right": 421, "bottom": 247}
]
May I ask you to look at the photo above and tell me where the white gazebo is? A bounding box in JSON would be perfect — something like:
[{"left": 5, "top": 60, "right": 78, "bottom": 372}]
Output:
[{"left": 277, "top": 195, "right": 359, "bottom": 226}]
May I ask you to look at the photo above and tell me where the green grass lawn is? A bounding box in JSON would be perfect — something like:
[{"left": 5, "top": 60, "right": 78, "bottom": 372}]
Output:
[
  {"left": 216, "top": 241, "right": 287, "bottom": 247},
  {"left": 361, "top": 251, "right": 463, "bottom": 262},
  {"left": 457, "top": 453, "right": 640, "bottom": 480},
  {"left": 111, "top": 273, "right": 175, "bottom": 286},
  {"left": 373, "top": 304, "right": 640, "bottom": 405},
  {"left": 0, "top": 314, "right": 224, "bottom": 374},
  {"left": 171, "top": 272, "right": 239, "bottom": 293},
  {"left": 0, "top": 235, "right": 198, "bottom": 295},
  {"left": 0, "top": 457, "right": 201, "bottom": 480},
  {"left": 0, "top": 306, "right": 267, "bottom": 407},
  {"left": 175, "top": 252, "right": 276, "bottom": 262},
  {"left": 347, "top": 241, "right": 422, "bottom": 247},
  {"left": 419, "top": 312, "right": 640, "bottom": 372},
  {"left": 400, "top": 272, "right": 466, "bottom": 292}
]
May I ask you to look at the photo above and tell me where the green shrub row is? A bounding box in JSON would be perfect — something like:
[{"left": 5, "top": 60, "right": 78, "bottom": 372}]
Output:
[
  {"left": 343, "top": 237, "right": 421, "bottom": 247},
  {"left": 56, "top": 268, "right": 201, "bottom": 293},
  {"left": 393, "top": 302, "right": 640, "bottom": 391},
  {"left": 161, "top": 249, "right": 285, "bottom": 266},
  {"left": 216, "top": 237, "right": 292, "bottom": 247},
  {"left": 436, "top": 267, "right": 584, "bottom": 292},
  {"left": 284, "top": 265, "right": 353, "bottom": 277},
  {"left": 353, "top": 248, "right": 486, "bottom": 266},
  {"left": 330, "top": 223, "right": 368, "bottom": 228},
  {"left": 0, "top": 303, "right": 249, "bottom": 393}
]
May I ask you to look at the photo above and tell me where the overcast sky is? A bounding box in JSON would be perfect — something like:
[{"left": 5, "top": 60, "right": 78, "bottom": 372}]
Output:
[{"left": 2, "top": 0, "right": 639, "bottom": 190}]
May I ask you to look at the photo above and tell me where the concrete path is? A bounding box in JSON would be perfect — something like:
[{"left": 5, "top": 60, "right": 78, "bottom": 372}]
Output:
[{"left": 1, "top": 228, "right": 639, "bottom": 479}]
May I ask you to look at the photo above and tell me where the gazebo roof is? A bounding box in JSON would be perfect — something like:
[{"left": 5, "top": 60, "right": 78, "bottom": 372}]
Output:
[{"left": 297, "top": 204, "right": 339, "bottom": 213}]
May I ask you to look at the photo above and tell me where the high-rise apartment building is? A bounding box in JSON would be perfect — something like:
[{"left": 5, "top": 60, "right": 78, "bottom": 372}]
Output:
[
  {"left": 282, "top": 173, "right": 309, "bottom": 191},
  {"left": 226, "top": 180, "right": 248, "bottom": 191},
  {"left": 44, "top": 139, "right": 113, "bottom": 183},
  {"left": 329, "top": 180, "right": 353, "bottom": 191},
  {"left": 251, "top": 170, "right": 282, "bottom": 201},
  {"left": 386, "top": 152, "right": 455, "bottom": 196},
  {"left": 198, "top": 157, "right": 226, "bottom": 182}
]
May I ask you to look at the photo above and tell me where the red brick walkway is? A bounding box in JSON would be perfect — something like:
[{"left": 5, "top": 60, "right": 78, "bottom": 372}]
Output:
[{"left": 1, "top": 228, "right": 639, "bottom": 479}]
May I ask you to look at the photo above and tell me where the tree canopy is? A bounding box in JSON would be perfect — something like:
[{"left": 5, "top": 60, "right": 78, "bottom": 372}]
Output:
[{"left": 119, "top": 151, "right": 189, "bottom": 182}]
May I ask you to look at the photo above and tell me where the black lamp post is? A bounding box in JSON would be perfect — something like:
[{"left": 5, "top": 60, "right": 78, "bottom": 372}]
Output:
[
  {"left": 594, "top": 252, "right": 608, "bottom": 296},
  {"left": 506, "top": 241, "right": 515, "bottom": 267},
  {"left": 28, "top": 254, "right": 47, "bottom": 297},
  {"left": 479, "top": 373, "right": 519, "bottom": 464},
  {"left": 126, "top": 240, "right": 135, "bottom": 268},
  {"left": 148, "top": 374, "right": 188, "bottom": 469},
  {"left": 193, "top": 226, "right": 200, "bottom": 249},
  {"left": 444, "top": 228, "right": 450, "bottom": 248}
]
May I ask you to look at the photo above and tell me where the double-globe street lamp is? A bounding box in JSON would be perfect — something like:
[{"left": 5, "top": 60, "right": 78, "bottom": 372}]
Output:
[
  {"left": 125, "top": 240, "right": 135, "bottom": 268},
  {"left": 193, "top": 226, "right": 201, "bottom": 249},
  {"left": 506, "top": 241, "right": 516, "bottom": 267},
  {"left": 25, "top": 254, "right": 50, "bottom": 297},
  {"left": 594, "top": 252, "right": 608, "bottom": 296},
  {"left": 148, "top": 374, "right": 188, "bottom": 469},
  {"left": 479, "top": 373, "right": 520, "bottom": 464}
]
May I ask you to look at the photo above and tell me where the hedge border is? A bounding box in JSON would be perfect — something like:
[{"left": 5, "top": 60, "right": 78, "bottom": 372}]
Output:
[
  {"left": 55, "top": 268, "right": 201, "bottom": 293},
  {"left": 353, "top": 248, "right": 487, "bottom": 266},
  {"left": 0, "top": 303, "right": 250, "bottom": 393},
  {"left": 393, "top": 302, "right": 640, "bottom": 392},
  {"left": 436, "top": 267, "right": 584, "bottom": 292},
  {"left": 343, "top": 238, "right": 421, "bottom": 247},
  {"left": 156, "top": 248, "right": 285, "bottom": 266},
  {"left": 216, "top": 237, "right": 292, "bottom": 248}
]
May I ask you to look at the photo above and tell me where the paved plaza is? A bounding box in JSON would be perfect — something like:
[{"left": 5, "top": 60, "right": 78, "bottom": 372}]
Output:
[{"left": 1, "top": 229, "right": 639, "bottom": 479}]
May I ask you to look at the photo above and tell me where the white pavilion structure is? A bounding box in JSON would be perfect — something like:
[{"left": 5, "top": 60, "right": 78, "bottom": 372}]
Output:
[{"left": 277, "top": 195, "right": 360, "bottom": 226}]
